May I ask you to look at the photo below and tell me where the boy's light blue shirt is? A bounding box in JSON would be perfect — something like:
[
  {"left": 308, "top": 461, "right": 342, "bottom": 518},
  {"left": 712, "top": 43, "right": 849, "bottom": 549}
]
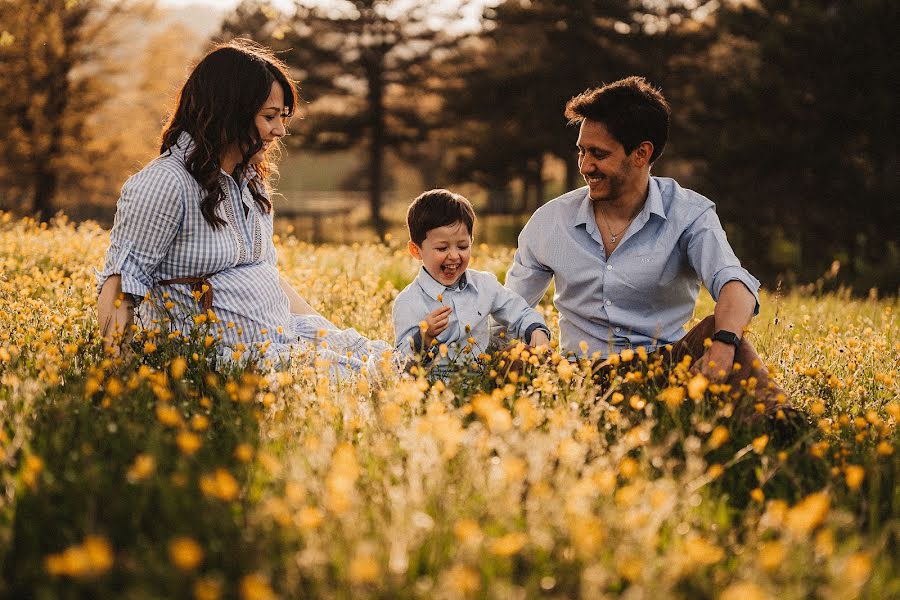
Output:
[
  {"left": 393, "top": 266, "right": 549, "bottom": 362},
  {"left": 505, "top": 176, "right": 760, "bottom": 358}
]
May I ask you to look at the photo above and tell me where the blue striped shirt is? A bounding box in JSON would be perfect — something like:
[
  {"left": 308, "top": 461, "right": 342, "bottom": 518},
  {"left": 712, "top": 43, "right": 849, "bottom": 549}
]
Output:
[
  {"left": 97, "top": 133, "right": 390, "bottom": 373},
  {"left": 505, "top": 177, "right": 760, "bottom": 358}
]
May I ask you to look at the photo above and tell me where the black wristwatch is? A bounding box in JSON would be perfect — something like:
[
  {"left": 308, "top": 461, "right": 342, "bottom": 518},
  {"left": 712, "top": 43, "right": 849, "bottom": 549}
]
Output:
[{"left": 711, "top": 329, "right": 741, "bottom": 349}]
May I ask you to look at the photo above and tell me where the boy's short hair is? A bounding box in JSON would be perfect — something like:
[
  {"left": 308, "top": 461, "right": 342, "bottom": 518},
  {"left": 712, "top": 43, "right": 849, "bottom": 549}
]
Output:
[
  {"left": 407, "top": 189, "right": 475, "bottom": 247},
  {"left": 564, "top": 76, "right": 670, "bottom": 163}
]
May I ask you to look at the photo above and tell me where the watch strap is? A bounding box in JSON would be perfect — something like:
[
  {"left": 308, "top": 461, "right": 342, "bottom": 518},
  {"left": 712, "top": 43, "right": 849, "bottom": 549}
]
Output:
[{"left": 711, "top": 329, "right": 741, "bottom": 349}]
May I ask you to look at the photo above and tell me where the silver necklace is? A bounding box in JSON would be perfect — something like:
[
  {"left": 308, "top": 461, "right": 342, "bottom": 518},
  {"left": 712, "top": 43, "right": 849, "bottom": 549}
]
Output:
[{"left": 598, "top": 207, "right": 627, "bottom": 244}]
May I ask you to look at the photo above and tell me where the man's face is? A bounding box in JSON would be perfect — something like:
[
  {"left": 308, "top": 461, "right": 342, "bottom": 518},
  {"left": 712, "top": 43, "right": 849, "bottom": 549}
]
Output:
[
  {"left": 409, "top": 221, "right": 472, "bottom": 287},
  {"left": 576, "top": 119, "right": 635, "bottom": 203}
]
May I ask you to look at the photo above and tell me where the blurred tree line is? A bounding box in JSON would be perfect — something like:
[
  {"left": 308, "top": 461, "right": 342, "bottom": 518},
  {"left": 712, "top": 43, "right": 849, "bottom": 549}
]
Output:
[{"left": 0, "top": 0, "right": 896, "bottom": 291}]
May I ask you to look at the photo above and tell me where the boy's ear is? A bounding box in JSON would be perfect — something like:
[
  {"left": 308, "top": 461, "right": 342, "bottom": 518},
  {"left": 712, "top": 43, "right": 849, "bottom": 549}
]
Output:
[{"left": 407, "top": 240, "right": 422, "bottom": 260}]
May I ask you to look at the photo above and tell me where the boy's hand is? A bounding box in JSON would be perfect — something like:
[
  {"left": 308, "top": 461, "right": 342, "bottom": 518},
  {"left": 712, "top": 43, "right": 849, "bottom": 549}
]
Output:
[
  {"left": 528, "top": 329, "right": 550, "bottom": 350},
  {"left": 421, "top": 306, "right": 452, "bottom": 348}
]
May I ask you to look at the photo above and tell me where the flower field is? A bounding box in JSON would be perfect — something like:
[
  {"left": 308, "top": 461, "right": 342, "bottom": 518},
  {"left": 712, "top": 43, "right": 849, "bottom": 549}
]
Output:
[{"left": 0, "top": 213, "right": 897, "bottom": 599}]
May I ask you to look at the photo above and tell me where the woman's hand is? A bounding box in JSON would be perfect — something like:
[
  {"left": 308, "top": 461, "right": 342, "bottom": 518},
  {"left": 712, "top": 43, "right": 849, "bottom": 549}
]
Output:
[
  {"left": 279, "top": 276, "right": 321, "bottom": 316},
  {"left": 97, "top": 275, "right": 135, "bottom": 356}
]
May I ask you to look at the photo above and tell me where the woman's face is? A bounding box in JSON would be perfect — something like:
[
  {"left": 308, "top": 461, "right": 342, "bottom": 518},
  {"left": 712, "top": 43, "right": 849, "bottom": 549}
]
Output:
[{"left": 249, "top": 81, "right": 288, "bottom": 165}]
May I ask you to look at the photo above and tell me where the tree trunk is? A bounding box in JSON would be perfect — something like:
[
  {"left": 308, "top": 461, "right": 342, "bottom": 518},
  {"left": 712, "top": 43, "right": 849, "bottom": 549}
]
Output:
[
  {"left": 366, "top": 55, "right": 386, "bottom": 238},
  {"left": 32, "top": 164, "right": 58, "bottom": 222}
]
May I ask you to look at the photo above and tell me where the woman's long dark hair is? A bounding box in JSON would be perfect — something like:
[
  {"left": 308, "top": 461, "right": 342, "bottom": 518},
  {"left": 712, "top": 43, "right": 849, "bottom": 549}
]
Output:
[{"left": 160, "top": 39, "right": 298, "bottom": 227}]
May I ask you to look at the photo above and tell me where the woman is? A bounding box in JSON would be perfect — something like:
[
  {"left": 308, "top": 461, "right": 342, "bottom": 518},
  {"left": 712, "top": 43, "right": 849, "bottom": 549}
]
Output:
[{"left": 97, "top": 39, "right": 390, "bottom": 375}]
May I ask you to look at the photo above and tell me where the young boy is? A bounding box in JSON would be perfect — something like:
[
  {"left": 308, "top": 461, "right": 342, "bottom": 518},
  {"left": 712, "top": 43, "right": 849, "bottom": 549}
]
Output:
[{"left": 392, "top": 189, "right": 550, "bottom": 373}]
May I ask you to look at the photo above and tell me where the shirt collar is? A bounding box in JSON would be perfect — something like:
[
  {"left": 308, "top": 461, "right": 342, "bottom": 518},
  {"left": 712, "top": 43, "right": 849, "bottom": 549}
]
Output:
[
  {"left": 645, "top": 177, "right": 667, "bottom": 220},
  {"left": 572, "top": 178, "right": 668, "bottom": 229},
  {"left": 415, "top": 266, "right": 472, "bottom": 300},
  {"left": 573, "top": 188, "right": 595, "bottom": 229}
]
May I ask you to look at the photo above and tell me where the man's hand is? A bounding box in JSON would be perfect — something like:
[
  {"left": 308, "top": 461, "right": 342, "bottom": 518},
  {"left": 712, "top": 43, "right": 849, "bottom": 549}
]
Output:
[
  {"left": 691, "top": 341, "right": 736, "bottom": 383},
  {"left": 421, "top": 306, "right": 452, "bottom": 348}
]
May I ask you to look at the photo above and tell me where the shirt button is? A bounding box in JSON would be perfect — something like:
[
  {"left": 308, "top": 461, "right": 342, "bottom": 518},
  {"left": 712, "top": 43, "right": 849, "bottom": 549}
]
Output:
[
  {"left": 606, "top": 264, "right": 612, "bottom": 270},
  {"left": 615, "top": 327, "right": 621, "bottom": 333},
  {"left": 605, "top": 299, "right": 611, "bottom": 306}
]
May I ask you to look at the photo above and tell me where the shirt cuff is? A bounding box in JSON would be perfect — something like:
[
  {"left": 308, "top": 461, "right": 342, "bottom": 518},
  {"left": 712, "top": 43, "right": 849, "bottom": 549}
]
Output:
[
  {"left": 524, "top": 323, "right": 551, "bottom": 344},
  {"left": 711, "top": 267, "right": 761, "bottom": 315}
]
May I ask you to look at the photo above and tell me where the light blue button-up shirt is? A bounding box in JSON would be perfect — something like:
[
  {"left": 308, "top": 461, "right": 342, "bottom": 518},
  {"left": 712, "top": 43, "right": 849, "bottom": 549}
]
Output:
[
  {"left": 393, "top": 267, "right": 549, "bottom": 364},
  {"left": 505, "top": 177, "right": 760, "bottom": 358}
]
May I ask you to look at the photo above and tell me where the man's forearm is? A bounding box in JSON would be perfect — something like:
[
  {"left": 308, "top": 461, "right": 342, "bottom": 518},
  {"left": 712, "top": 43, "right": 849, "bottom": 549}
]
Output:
[{"left": 714, "top": 280, "right": 757, "bottom": 337}]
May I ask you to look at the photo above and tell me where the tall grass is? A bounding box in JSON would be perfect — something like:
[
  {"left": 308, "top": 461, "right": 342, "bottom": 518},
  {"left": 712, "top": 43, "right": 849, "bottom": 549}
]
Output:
[{"left": 0, "top": 213, "right": 897, "bottom": 599}]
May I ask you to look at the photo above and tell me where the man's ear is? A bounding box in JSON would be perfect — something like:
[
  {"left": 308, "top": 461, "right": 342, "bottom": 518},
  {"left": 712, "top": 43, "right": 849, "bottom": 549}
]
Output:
[
  {"left": 408, "top": 240, "right": 422, "bottom": 259},
  {"left": 633, "top": 141, "right": 654, "bottom": 167}
]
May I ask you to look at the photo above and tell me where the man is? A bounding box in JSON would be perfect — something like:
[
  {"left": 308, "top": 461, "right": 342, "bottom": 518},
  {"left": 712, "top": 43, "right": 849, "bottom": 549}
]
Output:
[{"left": 505, "top": 76, "right": 789, "bottom": 407}]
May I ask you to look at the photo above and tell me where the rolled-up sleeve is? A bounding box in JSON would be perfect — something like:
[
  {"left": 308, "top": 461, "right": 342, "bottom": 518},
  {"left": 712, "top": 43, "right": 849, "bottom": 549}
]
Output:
[
  {"left": 97, "top": 167, "right": 184, "bottom": 301},
  {"left": 684, "top": 206, "right": 761, "bottom": 314}
]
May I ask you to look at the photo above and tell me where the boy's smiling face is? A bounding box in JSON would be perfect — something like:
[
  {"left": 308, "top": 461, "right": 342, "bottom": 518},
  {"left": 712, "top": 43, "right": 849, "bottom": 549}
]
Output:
[{"left": 409, "top": 221, "right": 472, "bottom": 287}]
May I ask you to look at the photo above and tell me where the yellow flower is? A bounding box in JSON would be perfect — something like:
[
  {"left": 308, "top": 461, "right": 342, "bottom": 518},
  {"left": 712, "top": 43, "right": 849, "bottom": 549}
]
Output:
[
  {"left": 22, "top": 454, "right": 44, "bottom": 489},
  {"left": 82, "top": 536, "right": 114, "bottom": 574},
  {"left": 199, "top": 468, "right": 240, "bottom": 502},
  {"left": 683, "top": 536, "right": 725, "bottom": 566},
  {"left": 45, "top": 536, "right": 114, "bottom": 578},
  {"left": 706, "top": 463, "right": 724, "bottom": 479},
  {"left": 720, "top": 581, "right": 772, "bottom": 600},
  {"left": 844, "top": 464, "right": 865, "bottom": 491},
  {"left": 194, "top": 577, "right": 223, "bottom": 600},
  {"left": 707, "top": 426, "right": 730, "bottom": 450},
  {"left": 658, "top": 386, "right": 685, "bottom": 409},
  {"left": 750, "top": 488, "right": 765, "bottom": 503},
  {"left": 349, "top": 553, "right": 381, "bottom": 584},
  {"left": 758, "top": 540, "right": 785, "bottom": 571},
  {"left": 239, "top": 573, "right": 277, "bottom": 600},
  {"left": 156, "top": 404, "right": 183, "bottom": 428},
  {"left": 751, "top": 434, "right": 769, "bottom": 454},
  {"left": 127, "top": 453, "right": 156, "bottom": 483},
  {"left": 380, "top": 402, "right": 402, "bottom": 427},
  {"left": 844, "top": 551, "right": 872, "bottom": 587},
  {"left": 170, "top": 356, "right": 187, "bottom": 379},
  {"left": 687, "top": 373, "right": 708, "bottom": 400},
  {"left": 234, "top": 443, "right": 255, "bottom": 463},
  {"left": 453, "top": 519, "right": 483, "bottom": 547},
  {"left": 169, "top": 536, "right": 204, "bottom": 570},
  {"left": 570, "top": 517, "right": 604, "bottom": 556},
  {"left": 444, "top": 563, "right": 480, "bottom": 595},
  {"left": 297, "top": 506, "right": 324, "bottom": 530},
  {"left": 176, "top": 431, "right": 202, "bottom": 456},
  {"left": 490, "top": 532, "right": 528, "bottom": 557},
  {"left": 191, "top": 414, "right": 210, "bottom": 431},
  {"left": 785, "top": 492, "right": 830, "bottom": 536}
]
